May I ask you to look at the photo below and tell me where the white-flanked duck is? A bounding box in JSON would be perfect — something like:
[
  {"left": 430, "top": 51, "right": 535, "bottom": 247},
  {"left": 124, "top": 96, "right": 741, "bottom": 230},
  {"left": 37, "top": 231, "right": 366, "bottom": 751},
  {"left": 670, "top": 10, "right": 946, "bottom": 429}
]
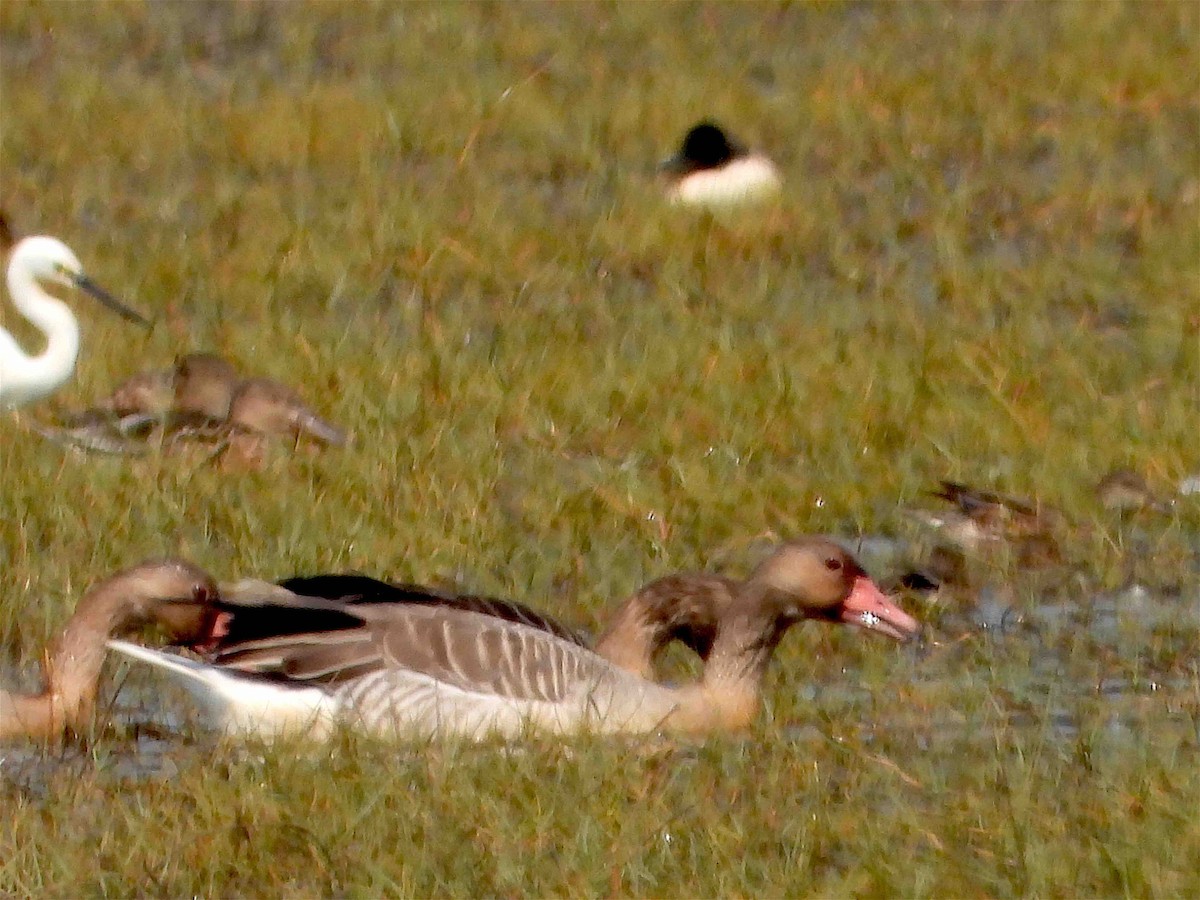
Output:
[
  {"left": 661, "top": 121, "right": 781, "bottom": 208},
  {"left": 1, "top": 232, "right": 149, "bottom": 410},
  {"left": 108, "top": 538, "right": 918, "bottom": 741},
  {"left": 0, "top": 560, "right": 217, "bottom": 741}
]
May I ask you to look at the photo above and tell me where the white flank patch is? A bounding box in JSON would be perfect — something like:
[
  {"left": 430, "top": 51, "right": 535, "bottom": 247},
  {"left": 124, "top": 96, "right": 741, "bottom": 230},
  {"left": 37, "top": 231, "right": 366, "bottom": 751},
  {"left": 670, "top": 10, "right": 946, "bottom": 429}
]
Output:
[
  {"left": 669, "top": 155, "right": 781, "bottom": 208},
  {"left": 107, "top": 640, "right": 335, "bottom": 738}
]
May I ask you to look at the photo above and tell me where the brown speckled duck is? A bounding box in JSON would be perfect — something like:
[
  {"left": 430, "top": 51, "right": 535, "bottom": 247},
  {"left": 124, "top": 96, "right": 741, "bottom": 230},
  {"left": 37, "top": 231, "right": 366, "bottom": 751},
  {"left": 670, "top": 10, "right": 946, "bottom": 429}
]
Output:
[
  {"left": 43, "top": 352, "right": 348, "bottom": 453},
  {"left": 911, "top": 480, "right": 1065, "bottom": 566}
]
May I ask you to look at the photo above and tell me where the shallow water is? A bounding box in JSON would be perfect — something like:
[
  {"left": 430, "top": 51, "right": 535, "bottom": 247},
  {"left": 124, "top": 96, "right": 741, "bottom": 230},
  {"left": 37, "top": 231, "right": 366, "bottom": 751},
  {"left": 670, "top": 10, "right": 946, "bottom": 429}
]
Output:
[{"left": 3, "top": 528, "right": 1197, "bottom": 793}]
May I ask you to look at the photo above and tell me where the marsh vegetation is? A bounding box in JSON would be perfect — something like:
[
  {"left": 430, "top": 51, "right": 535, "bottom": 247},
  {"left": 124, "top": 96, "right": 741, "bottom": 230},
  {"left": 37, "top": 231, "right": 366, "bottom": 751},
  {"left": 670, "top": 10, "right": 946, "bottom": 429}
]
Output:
[{"left": 2, "top": 3, "right": 1197, "bottom": 895}]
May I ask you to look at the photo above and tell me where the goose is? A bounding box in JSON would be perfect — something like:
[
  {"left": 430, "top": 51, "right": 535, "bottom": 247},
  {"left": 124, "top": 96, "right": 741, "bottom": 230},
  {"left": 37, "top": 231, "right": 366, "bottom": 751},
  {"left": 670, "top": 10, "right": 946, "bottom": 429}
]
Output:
[
  {"left": 108, "top": 538, "right": 918, "bottom": 741},
  {"left": 1, "top": 234, "right": 149, "bottom": 410},
  {"left": 0, "top": 560, "right": 217, "bottom": 741},
  {"left": 660, "top": 121, "right": 781, "bottom": 208}
]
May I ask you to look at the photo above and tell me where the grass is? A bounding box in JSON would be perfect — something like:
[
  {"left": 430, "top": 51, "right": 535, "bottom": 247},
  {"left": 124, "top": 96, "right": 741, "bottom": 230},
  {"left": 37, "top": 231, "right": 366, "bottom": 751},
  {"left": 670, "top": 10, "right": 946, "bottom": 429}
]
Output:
[{"left": 2, "top": 1, "right": 1198, "bottom": 895}]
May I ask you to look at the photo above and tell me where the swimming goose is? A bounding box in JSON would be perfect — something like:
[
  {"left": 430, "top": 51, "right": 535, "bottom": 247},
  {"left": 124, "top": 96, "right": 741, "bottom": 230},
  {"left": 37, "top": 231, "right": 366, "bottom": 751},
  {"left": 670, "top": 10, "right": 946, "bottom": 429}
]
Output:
[
  {"left": 108, "top": 539, "right": 918, "bottom": 741},
  {"left": 0, "top": 560, "right": 217, "bottom": 741},
  {"left": 168, "top": 541, "right": 910, "bottom": 678},
  {"left": 595, "top": 540, "right": 917, "bottom": 678},
  {"left": 661, "top": 121, "right": 781, "bottom": 208}
]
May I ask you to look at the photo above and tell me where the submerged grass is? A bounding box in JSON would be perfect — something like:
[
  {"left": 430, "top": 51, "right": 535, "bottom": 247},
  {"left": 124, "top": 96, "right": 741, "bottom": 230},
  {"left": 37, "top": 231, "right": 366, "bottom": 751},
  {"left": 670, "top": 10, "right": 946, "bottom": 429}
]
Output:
[{"left": 1, "top": 2, "right": 1198, "bottom": 896}]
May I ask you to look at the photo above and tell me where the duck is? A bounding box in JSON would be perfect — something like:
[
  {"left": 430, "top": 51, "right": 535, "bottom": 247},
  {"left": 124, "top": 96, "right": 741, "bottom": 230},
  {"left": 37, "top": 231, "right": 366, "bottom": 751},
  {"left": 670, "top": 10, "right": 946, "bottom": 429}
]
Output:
[
  {"left": 107, "top": 538, "right": 918, "bottom": 741},
  {"left": 908, "top": 480, "right": 1065, "bottom": 566},
  {"left": 104, "top": 367, "right": 176, "bottom": 417},
  {"left": 1095, "top": 468, "right": 1169, "bottom": 514},
  {"left": 172, "top": 352, "right": 241, "bottom": 419},
  {"left": 0, "top": 560, "right": 218, "bottom": 741},
  {"left": 39, "top": 352, "right": 348, "bottom": 454},
  {"left": 101, "top": 352, "right": 240, "bottom": 420},
  {"left": 129, "top": 353, "right": 346, "bottom": 445},
  {"left": 660, "top": 121, "right": 781, "bottom": 208},
  {"left": 227, "top": 377, "right": 348, "bottom": 446},
  {"left": 1, "top": 234, "right": 149, "bottom": 410}
]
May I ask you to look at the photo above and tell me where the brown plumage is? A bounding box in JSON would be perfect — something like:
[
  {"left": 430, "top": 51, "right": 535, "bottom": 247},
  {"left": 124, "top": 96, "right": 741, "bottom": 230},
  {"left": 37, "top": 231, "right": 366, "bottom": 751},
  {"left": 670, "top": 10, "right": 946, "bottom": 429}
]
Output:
[
  {"left": 913, "top": 480, "right": 1065, "bottom": 566},
  {"left": 596, "top": 540, "right": 920, "bottom": 678},
  {"left": 111, "top": 538, "right": 919, "bottom": 740},
  {"left": 227, "top": 378, "right": 348, "bottom": 446},
  {"left": 174, "top": 352, "right": 241, "bottom": 419},
  {"left": 74, "top": 352, "right": 348, "bottom": 453},
  {"left": 0, "top": 560, "right": 217, "bottom": 741},
  {"left": 1096, "top": 468, "right": 1168, "bottom": 514},
  {"left": 594, "top": 573, "right": 738, "bottom": 679},
  {"left": 104, "top": 368, "right": 175, "bottom": 417},
  {"left": 0, "top": 211, "right": 16, "bottom": 253}
]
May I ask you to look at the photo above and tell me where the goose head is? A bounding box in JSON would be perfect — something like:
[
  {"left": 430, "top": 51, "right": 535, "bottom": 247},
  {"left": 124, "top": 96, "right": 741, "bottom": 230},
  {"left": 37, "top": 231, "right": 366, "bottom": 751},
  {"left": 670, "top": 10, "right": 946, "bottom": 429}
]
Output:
[
  {"left": 126, "top": 560, "right": 222, "bottom": 640},
  {"left": 747, "top": 538, "right": 919, "bottom": 641},
  {"left": 0, "top": 559, "right": 218, "bottom": 741}
]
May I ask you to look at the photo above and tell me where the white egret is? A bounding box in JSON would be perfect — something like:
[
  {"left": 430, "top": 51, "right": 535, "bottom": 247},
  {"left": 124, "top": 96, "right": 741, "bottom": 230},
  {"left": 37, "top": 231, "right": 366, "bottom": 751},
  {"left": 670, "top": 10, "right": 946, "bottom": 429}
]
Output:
[{"left": 1, "top": 235, "right": 149, "bottom": 410}]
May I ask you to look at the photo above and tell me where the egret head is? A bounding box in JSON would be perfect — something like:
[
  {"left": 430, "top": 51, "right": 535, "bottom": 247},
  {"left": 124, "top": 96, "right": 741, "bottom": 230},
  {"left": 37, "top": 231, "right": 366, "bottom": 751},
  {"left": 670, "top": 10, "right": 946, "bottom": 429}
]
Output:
[
  {"left": 10, "top": 235, "right": 149, "bottom": 325},
  {"left": 13, "top": 236, "right": 83, "bottom": 287}
]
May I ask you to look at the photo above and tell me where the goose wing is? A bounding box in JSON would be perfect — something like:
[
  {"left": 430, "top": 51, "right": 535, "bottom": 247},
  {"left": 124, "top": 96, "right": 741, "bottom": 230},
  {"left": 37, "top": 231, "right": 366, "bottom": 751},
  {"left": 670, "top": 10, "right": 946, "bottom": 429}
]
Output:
[
  {"left": 281, "top": 574, "right": 587, "bottom": 646},
  {"left": 205, "top": 573, "right": 586, "bottom": 652},
  {"left": 370, "top": 606, "right": 600, "bottom": 704},
  {"left": 207, "top": 592, "right": 602, "bottom": 704}
]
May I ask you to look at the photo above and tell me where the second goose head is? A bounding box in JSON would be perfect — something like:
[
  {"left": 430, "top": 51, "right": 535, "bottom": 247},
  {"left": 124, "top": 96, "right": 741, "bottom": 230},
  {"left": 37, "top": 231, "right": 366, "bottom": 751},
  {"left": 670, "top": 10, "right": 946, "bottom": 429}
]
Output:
[{"left": 596, "top": 537, "right": 918, "bottom": 679}]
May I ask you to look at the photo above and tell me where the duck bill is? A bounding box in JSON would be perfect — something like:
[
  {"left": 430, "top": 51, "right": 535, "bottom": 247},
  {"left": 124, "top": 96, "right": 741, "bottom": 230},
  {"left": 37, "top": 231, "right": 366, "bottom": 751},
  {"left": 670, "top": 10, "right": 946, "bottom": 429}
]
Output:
[
  {"left": 840, "top": 576, "right": 920, "bottom": 641},
  {"left": 74, "top": 273, "right": 151, "bottom": 326},
  {"left": 657, "top": 154, "right": 690, "bottom": 176}
]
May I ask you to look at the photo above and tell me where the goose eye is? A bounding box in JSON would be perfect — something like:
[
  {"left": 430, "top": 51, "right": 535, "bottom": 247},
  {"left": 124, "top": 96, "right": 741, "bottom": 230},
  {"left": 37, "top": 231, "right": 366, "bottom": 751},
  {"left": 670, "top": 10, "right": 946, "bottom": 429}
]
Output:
[
  {"left": 193, "top": 584, "right": 213, "bottom": 603},
  {"left": 824, "top": 558, "right": 842, "bottom": 571}
]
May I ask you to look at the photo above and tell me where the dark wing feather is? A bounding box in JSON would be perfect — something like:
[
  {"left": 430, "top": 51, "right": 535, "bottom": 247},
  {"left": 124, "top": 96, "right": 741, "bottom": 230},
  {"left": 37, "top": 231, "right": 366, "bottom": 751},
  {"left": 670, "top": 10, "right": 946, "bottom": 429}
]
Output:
[
  {"left": 278, "top": 574, "right": 588, "bottom": 647},
  {"left": 211, "top": 627, "right": 385, "bottom": 685},
  {"left": 195, "top": 574, "right": 589, "bottom": 689},
  {"left": 933, "top": 481, "right": 1037, "bottom": 518}
]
